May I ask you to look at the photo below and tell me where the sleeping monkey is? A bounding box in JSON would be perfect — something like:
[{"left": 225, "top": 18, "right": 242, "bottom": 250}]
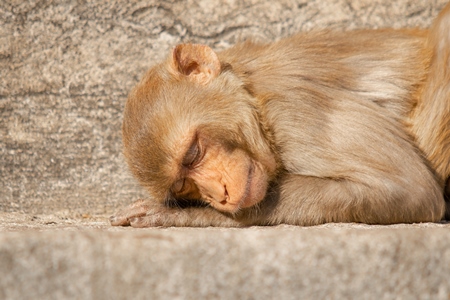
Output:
[{"left": 111, "top": 3, "right": 450, "bottom": 227}]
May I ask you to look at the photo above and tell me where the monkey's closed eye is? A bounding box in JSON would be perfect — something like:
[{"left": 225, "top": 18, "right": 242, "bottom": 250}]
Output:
[
  {"left": 182, "top": 141, "right": 202, "bottom": 168},
  {"left": 172, "top": 178, "right": 186, "bottom": 194},
  {"left": 172, "top": 177, "right": 197, "bottom": 196}
]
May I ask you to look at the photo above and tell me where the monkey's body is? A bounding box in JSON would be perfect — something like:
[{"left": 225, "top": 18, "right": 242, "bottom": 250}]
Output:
[
  {"left": 111, "top": 3, "right": 450, "bottom": 227},
  {"left": 218, "top": 30, "right": 445, "bottom": 225}
]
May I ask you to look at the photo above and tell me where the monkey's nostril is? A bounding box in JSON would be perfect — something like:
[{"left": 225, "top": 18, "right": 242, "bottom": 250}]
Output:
[
  {"left": 224, "top": 186, "right": 229, "bottom": 198},
  {"left": 220, "top": 188, "right": 228, "bottom": 205},
  {"left": 219, "top": 186, "right": 229, "bottom": 205}
]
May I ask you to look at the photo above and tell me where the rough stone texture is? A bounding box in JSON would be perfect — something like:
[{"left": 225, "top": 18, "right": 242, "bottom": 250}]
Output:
[
  {"left": 1, "top": 0, "right": 449, "bottom": 299},
  {"left": 1, "top": 222, "right": 450, "bottom": 299}
]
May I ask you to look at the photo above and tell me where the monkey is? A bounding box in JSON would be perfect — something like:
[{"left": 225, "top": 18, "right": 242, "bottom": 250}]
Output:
[{"left": 110, "top": 2, "right": 450, "bottom": 227}]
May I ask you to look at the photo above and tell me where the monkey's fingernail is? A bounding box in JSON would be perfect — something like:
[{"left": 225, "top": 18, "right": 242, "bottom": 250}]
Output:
[
  {"left": 129, "top": 217, "right": 139, "bottom": 224},
  {"left": 130, "top": 217, "right": 146, "bottom": 228},
  {"left": 110, "top": 216, "right": 129, "bottom": 226}
]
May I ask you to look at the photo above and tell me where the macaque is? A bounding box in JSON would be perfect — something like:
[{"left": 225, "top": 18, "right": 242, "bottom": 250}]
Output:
[{"left": 111, "top": 3, "right": 450, "bottom": 227}]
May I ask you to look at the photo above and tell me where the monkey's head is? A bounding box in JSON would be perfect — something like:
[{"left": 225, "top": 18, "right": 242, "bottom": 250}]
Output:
[{"left": 123, "top": 44, "right": 277, "bottom": 213}]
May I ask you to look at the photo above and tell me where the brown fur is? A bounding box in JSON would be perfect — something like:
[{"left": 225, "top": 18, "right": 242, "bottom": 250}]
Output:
[
  {"left": 410, "top": 3, "right": 450, "bottom": 217},
  {"left": 112, "top": 3, "right": 450, "bottom": 227}
]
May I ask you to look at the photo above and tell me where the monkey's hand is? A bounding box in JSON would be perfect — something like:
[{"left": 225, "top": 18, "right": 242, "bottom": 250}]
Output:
[
  {"left": 110, "top": 199, "right": 162, "bottom": 227},
  {"left": 110, "top": 199, "right": 244, "bottom": 227}
]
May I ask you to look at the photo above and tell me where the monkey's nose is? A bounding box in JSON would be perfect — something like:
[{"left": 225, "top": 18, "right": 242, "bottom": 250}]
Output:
[
  {"left": 224, "top": 186, "right": 229, "bottom": 200},
  {"left": 215, "top": 186, "right": 241, "bottom": 213},
  {"left": 217, "top": 186, "right": 229, "bottom": 205},
  {"left": 205, "top": 183, "right": 227, "bottom": 202}
]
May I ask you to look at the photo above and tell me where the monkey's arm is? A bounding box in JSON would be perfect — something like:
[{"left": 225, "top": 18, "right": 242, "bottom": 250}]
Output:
[
  {"left": 260, "top": 93, "right": 446, "bottom": 225},
  {"left": 110, "top": 199, "right": 244, "bottom": 227},
  {"left": 258, "top": 174, "right": 444, "bottom": 226}
]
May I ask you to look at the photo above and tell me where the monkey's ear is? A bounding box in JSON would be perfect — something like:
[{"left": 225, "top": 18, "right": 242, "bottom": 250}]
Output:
[{"left": 171, "top": 44, "right": 221, "bottom": 84}]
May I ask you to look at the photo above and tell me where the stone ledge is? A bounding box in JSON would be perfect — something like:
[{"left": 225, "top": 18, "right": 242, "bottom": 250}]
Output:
[{"left": 1, "top": 215, "right": 449, "bottom": 299}]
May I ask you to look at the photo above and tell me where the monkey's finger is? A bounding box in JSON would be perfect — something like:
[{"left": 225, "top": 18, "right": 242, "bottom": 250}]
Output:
[
  {"left": 129, "top": 214, "right": 164, "bottom": 228},
  {"left": 110, "top": 199, "right": 151, "bottom": 226},
  {"left": 110, "top": 215, "right": 130, "bottom": 226}
]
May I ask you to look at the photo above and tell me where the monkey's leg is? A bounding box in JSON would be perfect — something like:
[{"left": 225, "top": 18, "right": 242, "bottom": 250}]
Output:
[
  {"left": 412, "top": 3, "right": 450, "bottom": 219},
  {"left": 262, "top": 174, "right": 445, "bottom": 226},
  {"left": 110, "top": 199, "right": 243, "bottom": 227},
  {"left": 411, "top": 2, "right": 450, "bottom": 188}
]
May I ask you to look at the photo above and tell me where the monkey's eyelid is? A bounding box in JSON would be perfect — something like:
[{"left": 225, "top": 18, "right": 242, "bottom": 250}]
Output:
[
  {"left": 182, "top": 141, "right": 201, "bottom": 167},
  {"left": 172, "top": 178, "right": 186, "bottom": 193}
]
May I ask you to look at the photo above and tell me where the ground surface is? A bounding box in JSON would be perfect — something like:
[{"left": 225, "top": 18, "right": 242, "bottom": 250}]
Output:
[
  {"left": 1, "top": 215, "right": 449, "bottom": 299},
  {"left": 1, "top": 0, "right": 449, "bottom": 299}
]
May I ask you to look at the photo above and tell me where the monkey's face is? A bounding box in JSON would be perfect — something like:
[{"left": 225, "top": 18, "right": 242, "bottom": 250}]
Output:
[
  {"left": 170, "top": 135, "right": 270, "bottom": 213},
  {"left": 123, "top": 43, "right": 277, "bottom": 213}
]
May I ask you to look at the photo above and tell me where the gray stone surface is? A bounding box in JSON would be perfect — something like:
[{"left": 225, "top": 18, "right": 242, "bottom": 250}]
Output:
[
  {"left": 1, "top": 222, "right": 450, "bottom": 300},
  {"left": 1, "top": 0, "right": 449, "bottom": 299}
]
